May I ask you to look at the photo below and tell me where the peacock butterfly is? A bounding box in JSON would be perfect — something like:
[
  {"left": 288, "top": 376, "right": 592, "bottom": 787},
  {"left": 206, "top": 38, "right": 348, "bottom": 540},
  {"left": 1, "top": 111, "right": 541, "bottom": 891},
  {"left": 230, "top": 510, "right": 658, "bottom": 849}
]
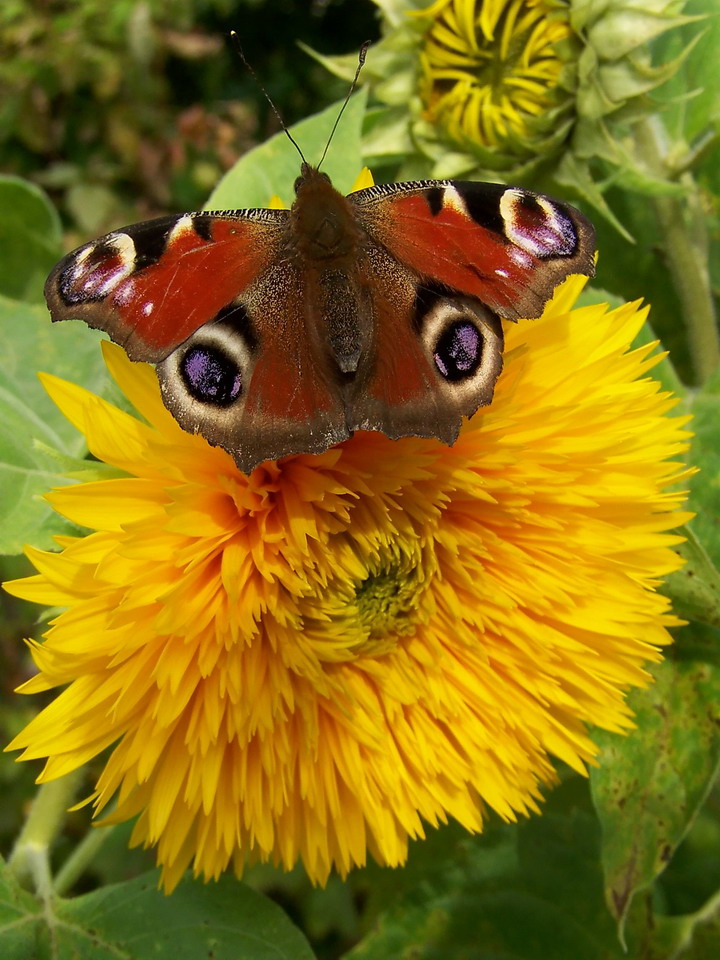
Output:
[{"left": 44, "top": 163, "right": 596, "bottom": 473}]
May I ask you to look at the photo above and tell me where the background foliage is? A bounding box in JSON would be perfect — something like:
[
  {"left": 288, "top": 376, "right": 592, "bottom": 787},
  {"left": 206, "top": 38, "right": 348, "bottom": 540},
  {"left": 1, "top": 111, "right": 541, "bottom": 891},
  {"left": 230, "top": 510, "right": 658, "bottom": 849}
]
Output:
[
  {"left": 0, "top": 0, "right": 378, "bottom": 239},
  {"left": 1, "top": 1, "right": 720, "bottom": 959}
]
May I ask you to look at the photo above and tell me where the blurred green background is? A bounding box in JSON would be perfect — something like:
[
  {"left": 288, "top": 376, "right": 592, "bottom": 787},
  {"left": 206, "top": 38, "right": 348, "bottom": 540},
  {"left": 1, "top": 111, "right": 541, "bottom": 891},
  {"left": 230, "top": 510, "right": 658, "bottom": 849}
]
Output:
[{"left": 0, "top": 0, "right": 379, "bottom": 244}]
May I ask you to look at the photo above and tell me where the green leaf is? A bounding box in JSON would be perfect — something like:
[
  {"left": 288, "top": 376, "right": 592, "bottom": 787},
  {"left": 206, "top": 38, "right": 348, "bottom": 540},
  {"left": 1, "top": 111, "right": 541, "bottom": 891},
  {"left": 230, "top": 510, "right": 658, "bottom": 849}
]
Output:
[
  {"left": 0, "top": 868, "right": 316, "bottom": 960},
  {"left": 610, "top": 163, "right": 692, "bottom": 198},
  {"left": 0, "top": 177, "right": 63, "bottom": 304},
  {"left": 685, "top": 917, "right": 720, "bottom": 959},
  {"left": 655, "top": 0, "right": 720, "bottom": 145},
  {"left": 555, "top": 154, "right": 634, "bottom": 241},
  {"left": 586, "top": 7, "right": 702, "bottom": 61},
  {"left": 590, "top": 657, "right": 720, "bottom": 941},
  {"left": 65, "top": 183, "right": 121, "bottom": 236},
  {"left": 670, "top": 803, "right": 720, "bottom": 907},
  {"left": 362, "top": 105, "right": 415, "bottom": 164},
  {"left": 348, "top": 779, "right": 624, "bottom": 960},
  {"left": 207, "top": 89, "right": 368, "bottom": 211},
  {"left": 591, "top": 183, "right": 696, "bottom": 380},
  {"left": 663, "top": 526, "right": 720, "bottom": 630},
  {"left": 686, "top": 366, "right": 720, "bottom": 570},
  {"left": 0, "top": 858, "right": 45, "bottom": 960},
  {"left": 0, "top": 295, "right": 107, "bottom": 555}
]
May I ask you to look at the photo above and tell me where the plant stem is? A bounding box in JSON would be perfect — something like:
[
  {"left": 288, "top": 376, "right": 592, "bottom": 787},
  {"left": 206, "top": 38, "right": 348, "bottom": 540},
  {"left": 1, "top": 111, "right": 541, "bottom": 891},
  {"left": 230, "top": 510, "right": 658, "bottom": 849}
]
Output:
[
  {"left": 54, "top": 822, "right": 113, "bottom": 897},
  {"left": 633, "top": 118, "right": 719, "bottom": 384},
  {"left": 7, "top": 770, "right": 84, "bottom": 894},
  {"left": 671, "top": 128, "right": 720, "bottom": 178}
]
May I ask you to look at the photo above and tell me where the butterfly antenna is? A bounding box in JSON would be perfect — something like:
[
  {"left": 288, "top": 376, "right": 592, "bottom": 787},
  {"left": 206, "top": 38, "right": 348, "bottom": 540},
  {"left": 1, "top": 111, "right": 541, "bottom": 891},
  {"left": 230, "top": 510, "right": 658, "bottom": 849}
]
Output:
[
  {"left": 317, "top": 40, "right": 371, "bottom": 171},
  {"left": 230, "top": 31, "right": 307, "bottom": 164}
]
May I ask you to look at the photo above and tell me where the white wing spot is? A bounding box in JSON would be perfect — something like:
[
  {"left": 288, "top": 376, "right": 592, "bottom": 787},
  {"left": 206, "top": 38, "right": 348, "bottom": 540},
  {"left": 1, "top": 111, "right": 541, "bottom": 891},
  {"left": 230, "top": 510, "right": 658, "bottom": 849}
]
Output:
[
  {"left": 169, "top": 215, "right": 195, "bottom": 241},
  {"left": 443, "top": 186, "right": 469, "bottom": 217},
  {"left": 73, "top": 232, "right": 137, "bottom": 298},
  {"left": 508, "top": 246, "right": 533, "bottom": 268}
]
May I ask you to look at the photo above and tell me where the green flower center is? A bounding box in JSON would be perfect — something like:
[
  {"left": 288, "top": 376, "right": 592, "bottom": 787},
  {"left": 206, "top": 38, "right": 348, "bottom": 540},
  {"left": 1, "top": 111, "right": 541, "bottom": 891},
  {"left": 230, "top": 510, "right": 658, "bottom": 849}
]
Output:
[
  {"left": 355, "top": 567, "right": 424, "bottom": 641},
  {"left": 299, "top": 544, "right": 436, "bottom": 661}
]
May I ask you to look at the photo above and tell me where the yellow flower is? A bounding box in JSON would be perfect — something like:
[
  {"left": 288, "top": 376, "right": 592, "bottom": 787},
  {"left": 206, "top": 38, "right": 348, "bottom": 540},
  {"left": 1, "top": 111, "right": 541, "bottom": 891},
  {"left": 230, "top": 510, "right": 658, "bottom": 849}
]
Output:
[
  {"left": 5, "top": 275, "right": 692, "bottom": 891},
  {"left": 418, "top": 0, "right": 574, "bottom": 152}
]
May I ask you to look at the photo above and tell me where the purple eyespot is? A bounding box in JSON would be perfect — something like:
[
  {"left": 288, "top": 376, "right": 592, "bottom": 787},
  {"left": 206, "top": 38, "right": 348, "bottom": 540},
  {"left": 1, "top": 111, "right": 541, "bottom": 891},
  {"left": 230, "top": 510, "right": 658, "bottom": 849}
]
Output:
[
  {"left": 434, "top": 322, "right": 482, "bottom": 381},
  {"left": 181, "top": 346, "right": 242, "bottom": 406}
]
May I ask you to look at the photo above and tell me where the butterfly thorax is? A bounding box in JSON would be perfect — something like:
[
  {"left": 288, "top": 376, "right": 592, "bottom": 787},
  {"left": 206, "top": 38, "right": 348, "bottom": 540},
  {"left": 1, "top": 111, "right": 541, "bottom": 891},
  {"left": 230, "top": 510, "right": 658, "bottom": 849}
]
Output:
[
  {"left": 285, "top": 164, "right": 368, "bottom": 375},
  {"left": 289, "top": 165, "right": 362, "bottom": 265}
]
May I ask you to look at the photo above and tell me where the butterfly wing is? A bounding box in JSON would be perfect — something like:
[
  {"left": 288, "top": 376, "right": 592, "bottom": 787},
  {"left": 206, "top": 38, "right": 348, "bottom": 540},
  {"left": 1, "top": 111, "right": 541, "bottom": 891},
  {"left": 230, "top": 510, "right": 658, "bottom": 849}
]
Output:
[
  {"left": 349, "top": 179, "right": 596, "bottom": 322},
  {"left": 45, "top": 209, "right": 351, "bottom": 471},
  {"left": 345, "top": 241, "right": 504, "bottom": 446},
  {"left": 155, "top": 260, "right": 351, "bottom": 472},
  {"left": 45, "top": 209, "right": 288, "bottom": 362},
  {"left": 342, "top": 179, "right": 596, "bottom": 445}
]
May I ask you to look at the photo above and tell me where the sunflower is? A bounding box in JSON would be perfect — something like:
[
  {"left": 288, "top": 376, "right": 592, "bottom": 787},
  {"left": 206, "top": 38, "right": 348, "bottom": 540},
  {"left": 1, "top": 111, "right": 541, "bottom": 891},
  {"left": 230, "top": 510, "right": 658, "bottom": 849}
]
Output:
[
  {"left": 340, "top": 0, "right": 697, "bottom": 191},
  {"left": 418, "top": 0, "right": 575, "bottom": 153},
  {"left": 5, "top": 274, "right": 692, "bottom": 891}
]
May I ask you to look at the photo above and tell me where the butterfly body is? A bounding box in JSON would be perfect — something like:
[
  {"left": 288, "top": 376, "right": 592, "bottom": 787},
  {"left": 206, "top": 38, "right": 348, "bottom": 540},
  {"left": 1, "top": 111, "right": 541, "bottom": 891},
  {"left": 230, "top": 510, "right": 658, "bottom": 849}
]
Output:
[{"left": 46, "top": 165, "right": 595, "bottom": 473}]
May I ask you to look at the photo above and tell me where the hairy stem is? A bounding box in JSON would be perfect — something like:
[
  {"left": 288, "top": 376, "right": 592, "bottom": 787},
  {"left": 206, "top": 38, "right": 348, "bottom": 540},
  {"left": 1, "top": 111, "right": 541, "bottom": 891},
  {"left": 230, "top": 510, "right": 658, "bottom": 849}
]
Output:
[
  {"left": 54, "top": 822, "right": 113, "bottom": 897},
  {"left": 7, "top": 770, "right": 84, "bottom": 894},
  {"left": 634, "top": 117, "right": 719, "bottom": 383}
]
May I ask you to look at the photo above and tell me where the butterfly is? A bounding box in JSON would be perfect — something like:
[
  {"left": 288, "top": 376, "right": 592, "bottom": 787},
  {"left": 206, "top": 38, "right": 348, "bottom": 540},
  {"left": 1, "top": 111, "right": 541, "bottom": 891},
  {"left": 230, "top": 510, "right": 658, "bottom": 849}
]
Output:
[{"left": 45, "top": 163, "right": 596, "bottom": 473}]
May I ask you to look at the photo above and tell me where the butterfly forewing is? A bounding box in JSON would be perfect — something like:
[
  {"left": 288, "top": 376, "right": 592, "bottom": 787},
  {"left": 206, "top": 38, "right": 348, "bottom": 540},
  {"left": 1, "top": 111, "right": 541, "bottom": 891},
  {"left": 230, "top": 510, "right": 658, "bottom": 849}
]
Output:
[
  {"left": 45, "top": 209, "right": 288, "bottom": 362},
  {"left": 349, "top": 179, "right": 595, "bottom": 321}
]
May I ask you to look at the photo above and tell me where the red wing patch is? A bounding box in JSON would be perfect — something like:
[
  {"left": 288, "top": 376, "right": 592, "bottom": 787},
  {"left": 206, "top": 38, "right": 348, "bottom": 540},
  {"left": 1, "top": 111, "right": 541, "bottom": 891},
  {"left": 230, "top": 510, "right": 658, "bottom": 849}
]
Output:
[
  {"left": 45, "top": 212, "right": 287, "bottom": 361},
  {"left": 350, "top": 181, "right": 596, "bottom": 322}
]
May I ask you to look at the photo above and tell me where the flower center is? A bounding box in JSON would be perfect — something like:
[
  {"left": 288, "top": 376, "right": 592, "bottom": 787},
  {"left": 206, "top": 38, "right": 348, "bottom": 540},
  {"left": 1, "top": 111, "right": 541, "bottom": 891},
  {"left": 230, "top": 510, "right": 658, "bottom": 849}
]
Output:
[
  {"left": 298, "top": 543, "right": 436, "bottom": 662},
  {"left": 355, "top": 567, "right": 422, "bottom": 638},
  {"left": 350, "top": 552, "right": 434, "bottom": 655},
  {"left": 419, "top": 0, "right": 572, "bottom": 149}
]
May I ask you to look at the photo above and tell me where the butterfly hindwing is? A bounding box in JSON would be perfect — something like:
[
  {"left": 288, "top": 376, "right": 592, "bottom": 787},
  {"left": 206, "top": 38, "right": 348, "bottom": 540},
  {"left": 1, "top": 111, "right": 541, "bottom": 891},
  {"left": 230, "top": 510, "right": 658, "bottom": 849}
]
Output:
[
  {"left": 156, "top": 259, "right": 351, "bottom": 473},
  {"left": 345, "top": 240, "right": 504, "bottom": 446}
]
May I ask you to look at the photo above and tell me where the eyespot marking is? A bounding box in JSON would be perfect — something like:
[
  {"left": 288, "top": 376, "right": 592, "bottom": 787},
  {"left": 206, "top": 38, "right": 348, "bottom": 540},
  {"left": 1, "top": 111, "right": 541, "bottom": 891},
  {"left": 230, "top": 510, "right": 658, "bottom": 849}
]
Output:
[
  {"left": 181, "top": 346, "right": 242, "bottom": 406},
  {"left": 500, "top": 188, "right": 578, "bottom": 258},
  {"left": 434, "top": 322, "right": 482, "bottom": 381},
  {"left": 213, "top": 301, "right": 258, "bottom": 352},
  {"left": 58, "top": 234, "right": 136, "bottom": 305}
]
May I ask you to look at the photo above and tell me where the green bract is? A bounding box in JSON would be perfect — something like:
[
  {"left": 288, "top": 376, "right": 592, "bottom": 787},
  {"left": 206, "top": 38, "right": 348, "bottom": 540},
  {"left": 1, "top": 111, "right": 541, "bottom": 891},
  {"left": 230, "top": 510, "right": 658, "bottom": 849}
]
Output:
[{"left": 309, "top": 0, "right": 701, "bottom": 232}]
